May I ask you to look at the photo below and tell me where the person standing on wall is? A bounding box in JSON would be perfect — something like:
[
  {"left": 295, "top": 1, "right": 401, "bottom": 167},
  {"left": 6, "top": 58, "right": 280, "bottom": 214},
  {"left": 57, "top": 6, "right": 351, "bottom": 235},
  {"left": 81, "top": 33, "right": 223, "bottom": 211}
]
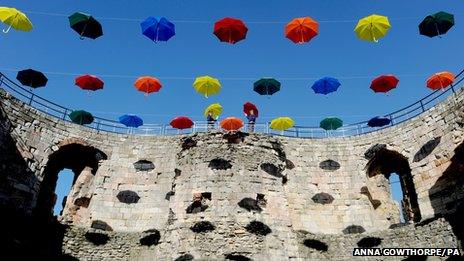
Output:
[
  {"left": 246, "top": 109, "right": 257, "bottom": 133},
  {"left": 206, "top": 111, "right": 217, "bottom": 131}
]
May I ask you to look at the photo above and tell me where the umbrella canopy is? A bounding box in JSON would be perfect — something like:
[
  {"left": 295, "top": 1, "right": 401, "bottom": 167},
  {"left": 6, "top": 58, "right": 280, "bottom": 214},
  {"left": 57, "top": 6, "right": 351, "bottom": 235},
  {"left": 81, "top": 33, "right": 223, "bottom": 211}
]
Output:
[
  {"left": 75, "top": 75, "right": 104, "bottom": 91},
  {"left": 204, "top": 103, "right": 223, "bottom": 119},
  {"left": 243, "top": 102, "right": 259, "bottom": 117},
  {"left": 285, "top": 17, "right": 319, "bottom": 44},
  {"left": 141, "top": 17, "right": 175, "bottom": 42},
  {"left": 426, "top": 71, "right": 455, "bottom": 90},
  {"left": 270, "top": 117, "right": 295, "bottom": 131},
  {"left": 68, "top": 12, "right": 103, "bottom": 39},
  {"left": 253, "top": 78, "right": 281, "bottom": 96},
  {"left": 370, "top": 75, "right": 399, "bottom": 93},
  {"left": 134, "top": 76, "right": 162, "bottom": 95},
  {"left": 311, "top": 77, "right": 341, "bottom": 95},
  {"left": 69, "top": 110, "right": 94, "bottom": 125},
  {"left": 119, "top": 114, "right": 143, "bottom": 128},
  {"left": 193, "top": 76, "right": 221, "bottom": 98},
  {"left": 213, "top": 17, "right": 248, "bottom": 44},
  {"left": 0, "top": 7, "right": 33, "bottom": 33},
  {"left": 419, "top": 11, "right": 454, "bottom": 38},
  {"left": 367, "top": 116, "right": 391, "bottom": 127},
  {"left": 320, "top": 117, "right": 343, "bottom": 130},
  {"left": 354, "top": 14, "right": 390, "bottom": 42},
  {"left": 16, "top": 69, "right": 48, "bottom": 88},
  {"left": 220, "top": 117, "right": 244, "bottom": 131},
  {"left": 170, "top": 116, "right": 194, "bottom": 130}
]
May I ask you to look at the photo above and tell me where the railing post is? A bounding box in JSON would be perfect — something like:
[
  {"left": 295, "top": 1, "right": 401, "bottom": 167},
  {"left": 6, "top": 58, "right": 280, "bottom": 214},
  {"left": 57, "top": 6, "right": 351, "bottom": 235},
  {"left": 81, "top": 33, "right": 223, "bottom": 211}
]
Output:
[
  {"left": 295, "top": 127, "right": 299, "bottom": 138},
  {"left": 0, "top": 74, "right": 4, "bottom": 87},
  {"left": 451, "top": 84, "right": 456, "bottom": 94},
  {"left": 62, "top": 109, "right": 67, "bottom": 120},
  {"left": 419, "top": 100, "right": 425, "bottom": 112},
  {"left": 28, "top": 93, "right": 35, "bottom": 106},
  {"left": 96, "top": 121, "right": 100, "bottom": 131}
]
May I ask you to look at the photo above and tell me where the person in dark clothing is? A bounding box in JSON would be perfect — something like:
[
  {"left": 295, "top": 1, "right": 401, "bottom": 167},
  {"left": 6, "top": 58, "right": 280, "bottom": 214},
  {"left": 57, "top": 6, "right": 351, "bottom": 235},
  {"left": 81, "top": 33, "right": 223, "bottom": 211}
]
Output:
[
  {"left": 206, "top": 112, "right": 217, "bottom": 131},
  {"left": 246, "top": 109, "right": 257, "bottom": 133}
]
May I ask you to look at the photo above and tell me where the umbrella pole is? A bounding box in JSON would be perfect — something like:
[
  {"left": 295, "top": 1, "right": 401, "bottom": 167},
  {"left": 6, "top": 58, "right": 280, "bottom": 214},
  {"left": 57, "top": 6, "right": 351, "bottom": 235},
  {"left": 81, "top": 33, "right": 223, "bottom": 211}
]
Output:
[{"left": 2, "top": 23, "right": 12, "bottom": 33}]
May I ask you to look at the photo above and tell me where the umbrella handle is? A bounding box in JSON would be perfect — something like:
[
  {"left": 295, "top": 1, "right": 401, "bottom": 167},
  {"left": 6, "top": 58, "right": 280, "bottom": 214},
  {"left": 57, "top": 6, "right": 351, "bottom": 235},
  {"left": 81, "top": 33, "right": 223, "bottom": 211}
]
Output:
[{"left": 2, "top": 24, "right": 12, "bottom": 33}]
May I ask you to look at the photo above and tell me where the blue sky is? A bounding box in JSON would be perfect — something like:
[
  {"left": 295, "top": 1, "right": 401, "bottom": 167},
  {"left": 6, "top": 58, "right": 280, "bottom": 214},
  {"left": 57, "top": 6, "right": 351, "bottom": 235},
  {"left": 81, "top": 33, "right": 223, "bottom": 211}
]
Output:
[{"left": 0, "top": 1, "right": 460, "bottom": 217}]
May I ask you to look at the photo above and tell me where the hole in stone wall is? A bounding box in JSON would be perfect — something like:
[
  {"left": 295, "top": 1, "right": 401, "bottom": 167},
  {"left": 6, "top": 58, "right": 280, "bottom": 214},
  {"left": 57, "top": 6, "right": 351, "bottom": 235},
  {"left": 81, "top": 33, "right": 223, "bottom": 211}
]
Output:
[
  {"left": 311, "top": 192, "right": 334, "bottom": 204},
  {"left": 285, "top": 159, "right": 295, "bottom": 170},
  {"left": 133, "top": 160, "right": 155, "bottom": 172},
  {"left": 260, "top": 163, "right": 283, "bottom": 177},
  {"left": 186, "top": 192, "right": 210, "bottom": 214},
  {"left": 85, "top": 231, "right": 109, "bottom": 245},
  {"left": 238, "top": 198, "right": 262, "bottom": 212},
  {"left": 181, "top": 138, "right": 197, "bottom": 150},
  {"left": 357, "top": 237, "right": 382, "bottom": 248},
  {"left": 303, "top": 239, "right": 329, "bottom": 252},
  {"left": 74, "top": 196, "right": 91, "bottom": 208},
  {"left": 245, "top": 221, "right": 272, "bottom": 236},
  {"left": 225, "top": 254, "right": 252, "bottom": 261},
  {"left": 174, "top": 254, "right": 194, "bottom": 261},
  {"left": 389, "top": 173, "right": 407, "bottom": 223},
  {"left": 364, "top": 144, "right": 387, "bottom": 160},
  {"left": 413, "top": 137, "right": 441, "bottom": 162},
  {"left": 91, "top": 220, "right": 113, "bottom": 231},
  {"left": 256, "top": 193, "right": 266, "bottom": 207},
  {"left": 190, "top": 221, "right": 215, "bottom": 233},
  {"left": 139, "top": 229, "right": 161, "bottom": 246},
  {"left": 342, "top": 225, "right": 365, "bottom": 234},
  {"left": 319, "top": 160, "right": 341, "bottom": 171},
  {"left": 209, "top": 158, "right": 232, "bottom": 170},
  {"left": 360, "top": 186, "right": 381, "bottom": 209},
  {"left": 165, "top": 191, "right": 175, "bottom": 200},
  {"left": 223, "top": 131, "right": 248, "bottom": 143},
  {"left": 53, "top": 168, "right": 74, "bottom": 216},
  {"left": 116, "top": 190, "right": 140, "bottom": 204},
  {"left": 174, "top": 168, "right": 182, "bottom": 178},
  {"left": 201, "top": 192, "right": 212, "bottom": 200},
  {"left": 282, "top": 175, "right": 288, "bottom": 185}
]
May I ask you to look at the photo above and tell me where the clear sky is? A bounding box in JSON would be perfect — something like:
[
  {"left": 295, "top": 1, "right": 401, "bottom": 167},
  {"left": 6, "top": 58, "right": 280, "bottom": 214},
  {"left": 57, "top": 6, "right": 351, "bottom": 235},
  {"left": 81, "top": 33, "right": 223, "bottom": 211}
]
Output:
[{"left": 1, "top": 1, "right": 460, "bottom": 217}]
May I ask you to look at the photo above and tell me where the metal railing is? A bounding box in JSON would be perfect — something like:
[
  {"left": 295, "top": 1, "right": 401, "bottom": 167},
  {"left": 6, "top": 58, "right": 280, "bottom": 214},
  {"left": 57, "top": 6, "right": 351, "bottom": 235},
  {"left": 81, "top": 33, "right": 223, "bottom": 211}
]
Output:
[{"left": 0, "top": 70, "right": 463, "bottom": 138}]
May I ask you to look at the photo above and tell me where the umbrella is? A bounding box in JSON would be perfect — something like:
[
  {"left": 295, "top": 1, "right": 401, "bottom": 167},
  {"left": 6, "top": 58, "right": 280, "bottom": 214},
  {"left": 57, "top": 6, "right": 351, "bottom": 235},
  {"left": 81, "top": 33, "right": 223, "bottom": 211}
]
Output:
[
  {"left": 0, "top": 7, "right": 33, "bottom": 33},
  {"left": 426, "top": 71, "right": 455, "bottom": 90},
  {"left": 69, "top": 110, "right": 94, "bottom": 125},
  {"left": 367, "top": 116, "right": 391, "bottom": 127},
  {"left": 419, "top": 11, "right": 454, "bottom": 38},
  {"left": 170, "top": 116, "right": 194, "bottom": 130},
  {"left": 370, "top": 75, "right": 399, "bottom": 93},
  {"left": 320, "top": 117, "right": 343, "bottom": 130},
  {"left": 354, "top": 14, "right": 390, "bottom": 42},
  {"left": 16, "top": 69, "right": 48, "bottom": 88},
  {"left": 141, "top": 17, "right": 175, "bottom": 42},
  {"left": 68, "top": 12, "right": 103, "bottom": 39},
  {"left": 193, "top": 76, "right": 221, "bottom": 98},
  {"left": 134, "top": 76, "right": 162, "bottom": 95},
  {"left": 253, "top": 78, "right": 281, "bottom": 96},
  {"left": 220, "top": 117, "right": 244, "bottom": 131},
  {"left": 204, "top": 103, "right": 223, "bottom": 119},
  {"left": 311, "top": 77, "right": 341, "bottom": 95},
  {"left": 285, "top": 17, "right": 319, "bottom": 44},
  {"left": 75, "top": 75, "right": 104, "bottom": 91},
  {"left": 270, "top": 117, "right": 294, "bottom": 131},
  {"left": 213, "top": 17, "right": 248, "bottom": 44},
  {"left": 119, "top": 114, "right": 143, "bottom": 128},
  {"left": 243, "top": 102, "right": 259, "bottom": 117}
]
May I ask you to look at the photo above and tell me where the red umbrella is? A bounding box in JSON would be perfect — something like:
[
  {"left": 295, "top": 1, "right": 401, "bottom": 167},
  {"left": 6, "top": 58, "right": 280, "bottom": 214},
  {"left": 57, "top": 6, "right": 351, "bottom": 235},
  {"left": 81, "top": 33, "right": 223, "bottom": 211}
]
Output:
[
  {"left": 220, "top": 117, "right": 244, "bottom": 131},
  {"left": 170, "top": 116, "right": 194, "bottom": 130},
  {"left": 426, "top": 71, "right": 455, "bottom": 90},
  {"left": 370, "top": 75, "right": 399, "bottom": 93},
  {"left": 213, "top": 17, "right": 248, "bottom": 44},
  {"left": 75, "top": 75, "right": 104, "bottom": 91},
  {"left": 243, "top": 102, "right": 259, "bottom": 117}
]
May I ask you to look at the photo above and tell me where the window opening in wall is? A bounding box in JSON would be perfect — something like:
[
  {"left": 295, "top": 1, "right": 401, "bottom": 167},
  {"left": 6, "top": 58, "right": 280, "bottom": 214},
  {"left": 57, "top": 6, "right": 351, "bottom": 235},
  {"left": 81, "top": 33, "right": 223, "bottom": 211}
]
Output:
[
  {"left": 389, "top": 173, "right": 405, "bottom": 223},
  {"left": 54, "top": 168, "right": 74, "bottom": 216}
]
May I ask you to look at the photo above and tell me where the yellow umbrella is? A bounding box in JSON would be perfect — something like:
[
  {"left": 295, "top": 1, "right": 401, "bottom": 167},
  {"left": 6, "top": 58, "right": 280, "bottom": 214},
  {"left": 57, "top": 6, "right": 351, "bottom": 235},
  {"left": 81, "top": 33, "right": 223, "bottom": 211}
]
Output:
[
  {"left": 270, "top": 117, "right": 295, "bottom": 131},
  {"left": 193, "top": 76, "right": 221, "bottom": 98},
  {"left": 0, "top": 7, "right": 33, "bottom": 33},
  {"left": 354, "top": 14, "right": 390, "bottom": 42},
  {"left": 204, "top": 103, "right": 223, "bottom": 119}
]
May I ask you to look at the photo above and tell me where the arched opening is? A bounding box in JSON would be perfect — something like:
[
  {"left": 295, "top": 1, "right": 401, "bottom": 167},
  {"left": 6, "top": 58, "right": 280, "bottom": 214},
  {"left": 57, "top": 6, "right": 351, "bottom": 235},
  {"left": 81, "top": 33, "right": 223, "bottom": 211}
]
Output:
[
  {"left": 366, "top": 148, "right": 421, "bottom": 222},
  {"left": 53, "top": 169, "right": 74, "bottom": 216},
  {"left": 33, "top": 142, "right": 107, "bottom": 223},
  {"left": 389, "top": 173, "right": 406, "bottom": 223}
]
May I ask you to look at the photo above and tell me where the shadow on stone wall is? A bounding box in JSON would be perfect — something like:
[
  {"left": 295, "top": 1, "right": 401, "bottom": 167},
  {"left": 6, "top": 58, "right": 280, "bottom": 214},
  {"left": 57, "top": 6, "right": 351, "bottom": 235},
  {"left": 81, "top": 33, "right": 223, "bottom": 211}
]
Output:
[{"left": 429, "top": 142, "right": 464, "bottom": 250}]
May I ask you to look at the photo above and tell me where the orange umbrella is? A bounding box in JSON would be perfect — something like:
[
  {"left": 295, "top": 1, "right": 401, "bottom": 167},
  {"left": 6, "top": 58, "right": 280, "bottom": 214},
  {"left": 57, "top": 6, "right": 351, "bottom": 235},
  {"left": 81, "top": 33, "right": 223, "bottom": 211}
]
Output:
[
  {"left": 285, "top": 17, "right": 319, "bottom": 44},
  {"left": 134, "top": 76, "right": 162, "bottom": 95},
  {"left": 220, "top": 117, "right": 244, "bottom": 131},
  {"left": 426, "top": 71, "right": 455, "bottom": 90}
]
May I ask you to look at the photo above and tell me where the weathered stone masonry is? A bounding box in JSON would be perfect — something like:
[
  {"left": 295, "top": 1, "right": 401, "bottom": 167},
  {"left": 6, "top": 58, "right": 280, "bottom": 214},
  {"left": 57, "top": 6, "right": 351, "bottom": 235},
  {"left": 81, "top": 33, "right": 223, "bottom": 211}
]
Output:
[{"left": 1, "top": 87, "right": 464, "bottom": 260}]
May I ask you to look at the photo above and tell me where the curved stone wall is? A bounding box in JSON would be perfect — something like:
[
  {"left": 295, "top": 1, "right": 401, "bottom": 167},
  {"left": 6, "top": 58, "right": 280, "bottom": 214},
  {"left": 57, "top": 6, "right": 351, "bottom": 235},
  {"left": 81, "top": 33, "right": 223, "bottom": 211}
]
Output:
[{"left": 1, "top": 86, "right": 463, "bottom": 259}]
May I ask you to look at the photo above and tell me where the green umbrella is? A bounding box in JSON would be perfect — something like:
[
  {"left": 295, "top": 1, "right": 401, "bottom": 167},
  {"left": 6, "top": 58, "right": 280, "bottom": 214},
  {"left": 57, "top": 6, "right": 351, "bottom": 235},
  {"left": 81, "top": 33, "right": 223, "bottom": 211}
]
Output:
[
  {"left": 320, "top": 117, "right": 343, "bottom": 131},
  {"left": 69, "top": 110, "right": 94, "bottom": 125},
  {"left": 68, "top": 12, "right": 103, "bottom": 39},
  {"left": 419, "top": 11, "right": 454, "bottom": 38}
]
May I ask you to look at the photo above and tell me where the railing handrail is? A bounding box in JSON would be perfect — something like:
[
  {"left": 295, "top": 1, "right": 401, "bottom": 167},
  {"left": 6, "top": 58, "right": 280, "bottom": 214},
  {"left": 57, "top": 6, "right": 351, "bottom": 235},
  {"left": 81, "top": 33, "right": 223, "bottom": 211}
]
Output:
[{"left": 0, "top": 69, "right": 463, "bottom": 138}]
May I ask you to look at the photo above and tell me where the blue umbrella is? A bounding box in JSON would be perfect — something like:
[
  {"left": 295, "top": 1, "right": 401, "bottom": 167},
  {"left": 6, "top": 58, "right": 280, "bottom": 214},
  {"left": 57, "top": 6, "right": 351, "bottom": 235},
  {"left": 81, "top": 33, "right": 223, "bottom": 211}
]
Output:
[
  {"left": 367, "top": 116, "right": 391, "bottom": 127},
  {"left": 311, "top": 77, "right": 341, "bottom": 95},
  {"left": 141, "top": 17, "right": 175, "bottom": 42},
  {"left": 119, "top": 115, "right": 143, "bottom": 128}
]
